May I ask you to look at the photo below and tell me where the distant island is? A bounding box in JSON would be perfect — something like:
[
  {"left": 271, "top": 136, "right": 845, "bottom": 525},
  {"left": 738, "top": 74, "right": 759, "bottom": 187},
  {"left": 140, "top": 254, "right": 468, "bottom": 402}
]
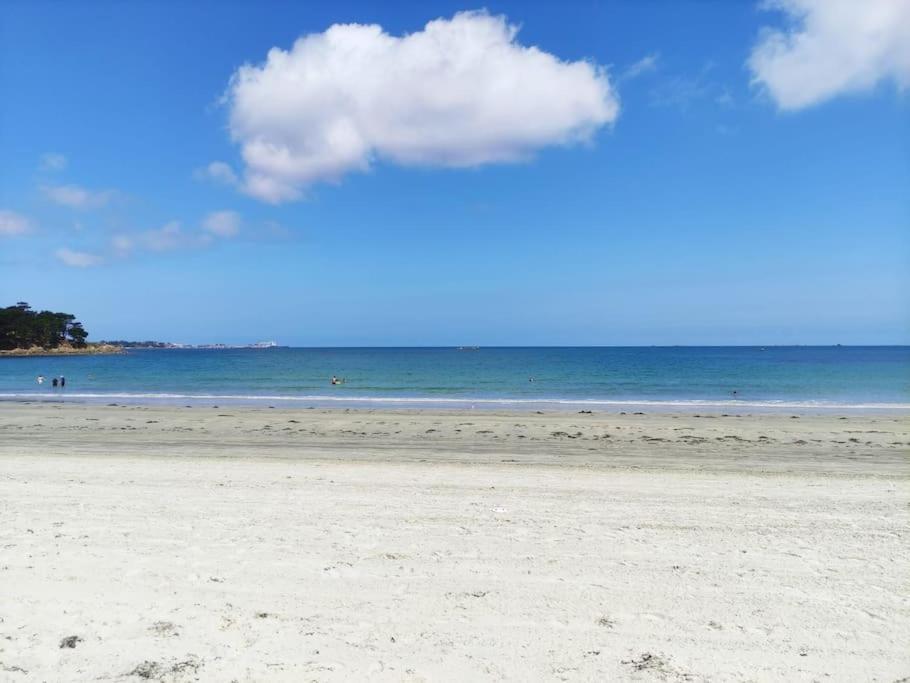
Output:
[
  {"left": 0, "top": 301, "right": 122, "bottom": 356},
  {"left": 97, "top": 340, "right": 176, "bottom": 349},
  {"left": 99, "top": 340, "right": 285, "bottom": 350},
  {"left": 1, "top": 303, "right": 284, "bottom": 356}
]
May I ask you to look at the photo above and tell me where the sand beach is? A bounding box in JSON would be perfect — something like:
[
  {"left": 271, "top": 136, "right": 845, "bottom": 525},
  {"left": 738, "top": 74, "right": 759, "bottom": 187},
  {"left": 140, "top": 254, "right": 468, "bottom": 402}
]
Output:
[{"left": 1, "top": 402, "right": 907, "bottom": 681}]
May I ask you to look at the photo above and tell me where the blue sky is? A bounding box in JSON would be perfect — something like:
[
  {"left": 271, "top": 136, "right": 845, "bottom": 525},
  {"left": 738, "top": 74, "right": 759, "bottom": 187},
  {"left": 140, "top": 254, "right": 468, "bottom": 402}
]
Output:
[{"left": 1, "top": 0, "right": 908, "bottom": 345}]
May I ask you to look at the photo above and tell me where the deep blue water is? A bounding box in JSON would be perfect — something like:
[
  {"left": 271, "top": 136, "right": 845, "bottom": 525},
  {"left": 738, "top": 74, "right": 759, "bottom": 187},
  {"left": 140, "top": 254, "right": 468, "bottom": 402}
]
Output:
[{"left": 1, "top": 347, "right": 908, "bottom": 411}]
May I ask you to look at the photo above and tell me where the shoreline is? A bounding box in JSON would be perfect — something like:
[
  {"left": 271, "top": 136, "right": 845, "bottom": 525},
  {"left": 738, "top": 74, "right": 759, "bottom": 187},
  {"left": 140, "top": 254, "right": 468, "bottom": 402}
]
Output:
[{"left": 1, "top": 391, "right": 908, "bottom": 416}]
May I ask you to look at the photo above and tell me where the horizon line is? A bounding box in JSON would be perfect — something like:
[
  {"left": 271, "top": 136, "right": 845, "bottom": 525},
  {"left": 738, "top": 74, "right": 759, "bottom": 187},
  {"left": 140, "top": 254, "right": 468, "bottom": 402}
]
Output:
[{"left": 97, "top": 343, "right": 910, "bottom": 349}]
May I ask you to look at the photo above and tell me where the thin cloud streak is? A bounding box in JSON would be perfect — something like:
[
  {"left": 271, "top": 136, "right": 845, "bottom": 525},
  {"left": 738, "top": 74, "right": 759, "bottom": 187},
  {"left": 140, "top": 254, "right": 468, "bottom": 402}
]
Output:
[
  {"left": 0, "top": 210, "right": 32, "bottom": 237},
  {"left": 41, "top": 184, "right": 115, "bottom": 209}
]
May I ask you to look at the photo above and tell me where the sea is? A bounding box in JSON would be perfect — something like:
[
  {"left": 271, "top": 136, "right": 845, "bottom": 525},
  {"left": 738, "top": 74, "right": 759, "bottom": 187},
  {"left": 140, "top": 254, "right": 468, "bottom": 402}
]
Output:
[
  {"left": 0, "top": 346, "right": 910, "bottom": 412},
  {"left": 1, "top": 346, "right": 908, "bottom": 413}
]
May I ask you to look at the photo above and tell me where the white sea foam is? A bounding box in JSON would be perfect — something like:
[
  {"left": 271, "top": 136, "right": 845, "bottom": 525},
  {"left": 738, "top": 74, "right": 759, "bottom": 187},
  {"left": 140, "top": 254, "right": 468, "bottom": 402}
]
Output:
[{"left": 1, "top": 392, "right": 907, "bottom": 413}]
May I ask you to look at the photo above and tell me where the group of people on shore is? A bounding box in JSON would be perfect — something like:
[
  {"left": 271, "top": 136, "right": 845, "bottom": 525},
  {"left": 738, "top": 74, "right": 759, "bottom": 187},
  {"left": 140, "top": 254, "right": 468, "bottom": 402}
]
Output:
[{"left": 36, "top": 374, "right": 66, "bottom": 388}]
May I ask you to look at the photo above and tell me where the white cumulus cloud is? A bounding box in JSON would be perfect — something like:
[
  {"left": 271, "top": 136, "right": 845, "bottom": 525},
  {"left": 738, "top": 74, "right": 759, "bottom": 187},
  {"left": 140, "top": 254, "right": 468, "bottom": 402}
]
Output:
[
  {"left": 225, "top": 10, "right": 619, "bottom": 202},
  {"left": 0, "top": 210, "right": 32, "bottom": 237},
  {"left": 55, "top": 247, "right": 103, "bottom": 268},
  {"left": 42, "top": 184, "right": 115, "bottom": 209},
  {"left": 749, "top": 0, "right": 910, "bottom": 110},
  {"left": 202, "top": 210, "right": 241, "bottom": 237}
]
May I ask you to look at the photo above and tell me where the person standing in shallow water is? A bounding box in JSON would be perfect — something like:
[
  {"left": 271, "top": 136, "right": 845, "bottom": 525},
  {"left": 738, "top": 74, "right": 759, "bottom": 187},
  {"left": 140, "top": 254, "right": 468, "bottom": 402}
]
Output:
[
  {"left": 60, "top": 376, "right": 66, "bottom": 388},
  {"left": 52, "top": 377, "right": 58, "bottom": 388}
]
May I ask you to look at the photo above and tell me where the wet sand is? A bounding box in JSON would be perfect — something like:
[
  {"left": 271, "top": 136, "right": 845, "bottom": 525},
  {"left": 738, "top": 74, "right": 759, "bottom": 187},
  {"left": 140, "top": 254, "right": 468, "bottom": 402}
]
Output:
[{"left": 1, "top": 403, "right": 907, "bottom": 681}]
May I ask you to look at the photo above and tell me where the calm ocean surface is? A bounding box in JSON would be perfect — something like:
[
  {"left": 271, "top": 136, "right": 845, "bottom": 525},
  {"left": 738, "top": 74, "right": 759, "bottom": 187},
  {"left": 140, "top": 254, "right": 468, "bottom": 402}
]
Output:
[{"left": 1, "top": 347, "right": 908, "bottom": 411}]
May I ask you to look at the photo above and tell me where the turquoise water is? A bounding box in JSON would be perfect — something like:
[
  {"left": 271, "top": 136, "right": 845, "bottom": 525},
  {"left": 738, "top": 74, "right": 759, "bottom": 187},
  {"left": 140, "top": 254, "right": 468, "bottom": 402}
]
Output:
[{"left": 1, "top": 347, "right": 908, "bottom": 411}]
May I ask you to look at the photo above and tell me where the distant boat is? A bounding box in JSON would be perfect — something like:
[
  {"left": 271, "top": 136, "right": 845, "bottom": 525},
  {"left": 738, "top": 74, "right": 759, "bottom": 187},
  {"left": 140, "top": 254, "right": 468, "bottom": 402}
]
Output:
[{"left": 457, "top": 346, "right": 480, "bottom": 351}]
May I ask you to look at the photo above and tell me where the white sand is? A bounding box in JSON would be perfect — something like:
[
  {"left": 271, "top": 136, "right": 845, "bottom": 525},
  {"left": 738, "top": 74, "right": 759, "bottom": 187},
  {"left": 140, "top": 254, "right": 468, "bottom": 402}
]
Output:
[{"left": 1, "top": 403, "right": 908, "bottom": 681}]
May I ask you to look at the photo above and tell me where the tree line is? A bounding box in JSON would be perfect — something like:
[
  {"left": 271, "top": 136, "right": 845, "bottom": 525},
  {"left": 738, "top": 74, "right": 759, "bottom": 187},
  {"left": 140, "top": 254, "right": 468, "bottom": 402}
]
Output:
[{"left": 0, "top": 302, "right": 89, "bottom": 350}]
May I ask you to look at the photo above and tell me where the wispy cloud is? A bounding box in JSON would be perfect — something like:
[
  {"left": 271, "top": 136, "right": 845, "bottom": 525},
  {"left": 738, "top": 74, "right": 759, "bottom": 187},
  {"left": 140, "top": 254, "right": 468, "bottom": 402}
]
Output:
[
  {"left": 55, "top": 210, "right": 260, "bottom": 268},
  {"left": 41, "top": 184, "right": 115, "bottom": 209},
  {"left": 55, "top": 247, "right": 103, "bottom": 268},
  {"left": 715, "top": 90, "right": 735, "bottom": 107},
  {"left": 621, "top": 52, "right": 660, "bottom": 81},
  {"left": 202, "top": 210, "right": 241, "bottom": 237},
  {"left": 194, "top": 161, "right": 239, "bottom": 187},
  {"left": 114, "top": 221, "right": 198, "bottom": 255},
  {"left": 140, "top": 221, "right": 188, "bottom": 252},
  {"left": 649, "top": 63, "right": 733, "bottom": 112},
  {"left": 111, "top": 213, "right": 242, "bottom": 259},
  {"left": 0, "top": 209, "right": 32, "bottom": 237},
  {"left": 259, "top": 220, "right": 294, "bottom": 241},
  {"left": 111, "top": 234, "right": 135, "bottom": 257},
  {"left": 39, "top": 153, "right": 67, "bottom": 172}
]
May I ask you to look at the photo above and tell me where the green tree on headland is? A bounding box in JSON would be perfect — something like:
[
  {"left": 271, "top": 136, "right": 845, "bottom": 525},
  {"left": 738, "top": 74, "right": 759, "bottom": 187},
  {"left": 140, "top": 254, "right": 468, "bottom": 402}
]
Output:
[{"left": 0, "top": 302, "right": 90, "bottom": 350}]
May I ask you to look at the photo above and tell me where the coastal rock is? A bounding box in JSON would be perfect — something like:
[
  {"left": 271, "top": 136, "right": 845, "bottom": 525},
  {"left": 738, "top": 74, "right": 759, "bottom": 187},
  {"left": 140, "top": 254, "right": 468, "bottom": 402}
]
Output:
[{"left": 0, "top": 343, "right": 123, "bottom": 357}]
